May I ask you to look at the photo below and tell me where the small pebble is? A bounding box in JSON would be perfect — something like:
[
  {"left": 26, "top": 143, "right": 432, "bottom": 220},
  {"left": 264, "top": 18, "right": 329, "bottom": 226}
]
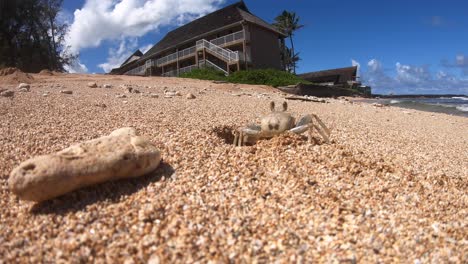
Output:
[
  {"left": 94, "top": 103, "right": 107, "bottom": 108},
  {"left": 18, "top": 83, "right": 30, "bottom": 91},
  {"left": 0, "top": 90, "right": 14, "bottom": 97}
]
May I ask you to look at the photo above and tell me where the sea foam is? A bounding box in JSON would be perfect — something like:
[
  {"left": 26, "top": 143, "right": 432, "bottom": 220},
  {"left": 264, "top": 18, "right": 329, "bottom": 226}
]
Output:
[
  {"left": 452, "top": 97, "right": 468, "bottom": 101},
  {"left": 456, "top": 105, "right": 468, "bottom": 112}
]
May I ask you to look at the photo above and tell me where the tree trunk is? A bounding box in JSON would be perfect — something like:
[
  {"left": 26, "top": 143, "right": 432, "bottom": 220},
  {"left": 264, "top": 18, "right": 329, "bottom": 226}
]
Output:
[
  {"left": 289, "top": 35, "right": 296, "bottom": 74},
  {"left": 48, "top": 1, "right": 58, "bottom": 70}
]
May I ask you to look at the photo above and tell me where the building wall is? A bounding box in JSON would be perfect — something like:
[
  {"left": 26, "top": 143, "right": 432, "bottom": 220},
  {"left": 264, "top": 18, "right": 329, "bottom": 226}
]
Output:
[{"left": 248, "top": 24, "right": 282, "bottom": 70}]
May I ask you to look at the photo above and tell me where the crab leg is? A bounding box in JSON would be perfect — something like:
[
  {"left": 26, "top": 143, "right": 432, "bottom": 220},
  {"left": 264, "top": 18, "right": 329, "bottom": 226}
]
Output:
[
  {"left": 238, "top": 131, "right": 244, "bottom": 146},
  {"left": 312, "top": 124, "right": 329, "bottom": 143},
  {"left": 291, "top": 114, "right": 330, "bottom": 143},
  {"left": 290, "top": 115, "right": 312, "bottom": 134},
  {"left": 234, "top": 130, "right": 243, "bottom": 146},
  {"left": 311, "top": 114, "right": 331, "bottom": 136},
  {"left": 233, "top": 126, "right": 262, "bottom": 146},
  {"left": 233, "top": 131, "right": 239, "bottom": 146}
]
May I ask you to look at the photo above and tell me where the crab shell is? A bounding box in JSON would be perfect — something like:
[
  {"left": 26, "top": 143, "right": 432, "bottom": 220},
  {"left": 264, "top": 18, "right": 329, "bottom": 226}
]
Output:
[{"left": 259, "top": 111, "right": 296, "bottom": 138}]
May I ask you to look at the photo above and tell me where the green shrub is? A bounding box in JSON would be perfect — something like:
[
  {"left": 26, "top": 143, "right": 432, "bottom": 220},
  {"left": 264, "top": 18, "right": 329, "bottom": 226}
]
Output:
[
  {"left": 179, "top": 67, "right": 226, "bottom": 81},
  {"left": 180, "top": 67, "right": 310, "bottom": 87},
  {"left": 227, "top": 69, "right": 310, "bottom": 87}
]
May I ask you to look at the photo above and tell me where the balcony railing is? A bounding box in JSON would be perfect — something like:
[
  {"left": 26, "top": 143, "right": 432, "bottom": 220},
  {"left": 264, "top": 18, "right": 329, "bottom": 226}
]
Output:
[
  {"left": 124, "top": 30, "right": 245, "bottom": 75},
  {"left": 179, "top": 64, "right": 199, "bottom": 75},
  {"left": 155, "top": 30, "right": 244, "bottom": 67},
  {"left": 124, "top": 64, "right": 146, "bottom": 76},
  {"left": 199, "top": 59, "right": 228, "bottom": 75},
  {"left": 156, "top": 46, "right": 196, "bottom": 66},
  {"left": 162, "top": 64, "right": 199, "bottom": 77},
  {"left": 196, "top": 39, "right": 239, "bottom": 63},
  {"left": 210, "top": 30, "right": 244, "bottom": 47}
]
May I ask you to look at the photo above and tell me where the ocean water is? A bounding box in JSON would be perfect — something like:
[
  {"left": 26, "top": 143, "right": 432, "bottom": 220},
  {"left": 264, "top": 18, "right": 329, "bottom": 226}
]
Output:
[{"left": 368, "top": 96, "right": 468, "bottom": 117}]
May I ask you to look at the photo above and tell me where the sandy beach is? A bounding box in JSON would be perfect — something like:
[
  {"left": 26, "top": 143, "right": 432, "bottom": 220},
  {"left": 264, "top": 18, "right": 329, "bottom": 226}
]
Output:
[{"left": 1, "top": 73, "right": 467, "bottom": 262}]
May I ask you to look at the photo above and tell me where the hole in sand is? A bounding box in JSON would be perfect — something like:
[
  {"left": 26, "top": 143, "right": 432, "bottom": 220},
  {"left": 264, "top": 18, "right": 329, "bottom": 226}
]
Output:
[{"left": 212, "top": 125, "right": 237, "bottom": 145}]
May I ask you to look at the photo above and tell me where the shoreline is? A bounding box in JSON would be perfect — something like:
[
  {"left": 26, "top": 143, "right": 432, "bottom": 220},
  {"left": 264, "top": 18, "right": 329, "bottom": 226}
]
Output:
[
  {"left": 352, "top": 97, "right": 468, "bottom": 117},
  {"left": 372, "top": 93, "right": 467, "bottom": 99}
]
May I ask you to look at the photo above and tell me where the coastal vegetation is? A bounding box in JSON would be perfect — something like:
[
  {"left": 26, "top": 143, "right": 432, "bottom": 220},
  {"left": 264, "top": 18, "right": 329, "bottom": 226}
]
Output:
[
  {"left": 273, "top": 10, "right": 304, "bottom": 74},
  {"left": 180, "top": 68, "right": 312, "bottom": 87},
  {"left": 0, "top": 0, "right": 74, "bottom": 72}
]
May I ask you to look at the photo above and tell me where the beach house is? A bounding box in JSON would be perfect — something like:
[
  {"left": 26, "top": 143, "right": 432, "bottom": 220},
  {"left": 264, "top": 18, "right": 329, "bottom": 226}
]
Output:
[
  {"left": 299, "top": 66, "right": 372, "bottom": 96},
  {"left": 299, "top": 66, "right": 359, "bottom": 86},
  {"left": 110, "top": 1, "right": 287, "bottom": 77}
]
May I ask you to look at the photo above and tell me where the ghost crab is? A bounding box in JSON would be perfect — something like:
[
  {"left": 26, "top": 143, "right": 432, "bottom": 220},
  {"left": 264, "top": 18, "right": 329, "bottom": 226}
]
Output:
[{"left": 233, "top": 101, "right": 330, "bottom": 146}]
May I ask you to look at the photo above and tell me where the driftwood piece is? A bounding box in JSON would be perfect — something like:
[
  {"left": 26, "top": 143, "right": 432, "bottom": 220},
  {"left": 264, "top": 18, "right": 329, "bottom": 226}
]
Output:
[{"left": 284, "top": 95, "right": 328, "bottom": 103}]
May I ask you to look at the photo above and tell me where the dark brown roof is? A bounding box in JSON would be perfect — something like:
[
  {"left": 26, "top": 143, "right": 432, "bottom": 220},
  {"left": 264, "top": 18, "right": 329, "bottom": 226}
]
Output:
[
  {"left": 140, "top": 1, "right": 285, "bottom": 61},
  {"left": 109, "top": 50, "right": 143, "bottom": 74},
  {"left": 120, "top": 50, "right": 143, "bottom": 67},
  {"left": 299, "top": 66, "right": 358, "bottom": 84},
  {"left": 237, "top": 7, "right": 283, "bottom": 35}
]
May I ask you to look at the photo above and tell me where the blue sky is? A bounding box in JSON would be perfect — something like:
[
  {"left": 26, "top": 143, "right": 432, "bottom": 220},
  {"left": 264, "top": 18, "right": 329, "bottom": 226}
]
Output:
[{"left": 62, "top": 0, "right": 468, "bottom": 94}]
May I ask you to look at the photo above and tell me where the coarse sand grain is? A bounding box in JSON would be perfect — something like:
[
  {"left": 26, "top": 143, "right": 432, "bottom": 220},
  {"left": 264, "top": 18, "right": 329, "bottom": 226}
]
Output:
[{"left": 0, "top": 73, "right": 467, "bottom": 263}]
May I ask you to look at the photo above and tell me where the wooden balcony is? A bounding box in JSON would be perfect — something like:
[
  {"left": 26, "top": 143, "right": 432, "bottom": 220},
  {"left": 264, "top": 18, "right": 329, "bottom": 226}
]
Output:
[{"left": 155, "top": 30, "right": 245, "bottom": 67}]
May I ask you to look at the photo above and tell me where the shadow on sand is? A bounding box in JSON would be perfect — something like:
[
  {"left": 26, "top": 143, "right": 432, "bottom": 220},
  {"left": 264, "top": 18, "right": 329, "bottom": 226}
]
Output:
[{"left": 30, "top": 161, "right": 174, "bottom": 215}]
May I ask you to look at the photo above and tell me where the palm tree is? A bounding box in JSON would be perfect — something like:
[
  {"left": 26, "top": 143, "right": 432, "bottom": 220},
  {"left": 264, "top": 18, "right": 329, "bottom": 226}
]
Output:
[
  {"left": 273, "top": 11, "right": 304, "bottom": 74},
  {"left": 283, "top": 47, "right": 300, "bottom": 73}
]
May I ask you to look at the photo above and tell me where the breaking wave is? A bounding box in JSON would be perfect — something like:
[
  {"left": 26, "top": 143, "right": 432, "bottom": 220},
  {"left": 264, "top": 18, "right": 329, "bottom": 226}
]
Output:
[
  {"left": 376, "top": 97, "right": 468, "bottom": 117},
  {"left": 456, "top": 105, "right": 468, "bottom": 112},
  {"left": 452, "top": 96, "right": 468, "bottom": 101}
]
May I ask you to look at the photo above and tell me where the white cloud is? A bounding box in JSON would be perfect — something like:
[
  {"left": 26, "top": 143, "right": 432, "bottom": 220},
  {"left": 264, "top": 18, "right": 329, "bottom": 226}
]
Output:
[
  {"left": 367, "top": 59, "right": 382, "bottom": 72},
  {"left": 395, "top": 63, "right": 431, "bottom": 85},
  {"left": 66, "top": 0, "right": 224, "bottom": 54},
  {"left": 98, "top": 38, "right": 139, "bottom": 72},
  {"left": 351, "top": 59, "right": 360, "bottom": 78},
  {"left": 355, "top": 58, "right": 468, "bottom": 94},
  {"left": 442, "top": 54, "right": 468, "bottom": 76},
  {"left": 57, "top": 9, "right": 73, "bottom": 25},
  {"left": 362, "top": 59, "right": 395, "bottom": 92},
  {"left": 455, "top": 54, "right": 466, "bottom": 66},
  {"left": 140, "top": 44, "right": 153, "bottom": 54},
  {"left": 64, "top": 59, "right": 88, "bottom": 73},
  {"left": 455, "top": 55, "right": 468, "bottom": 75},
  {"left": 98, "top": 41, "right": 156, "bottom": 73}
]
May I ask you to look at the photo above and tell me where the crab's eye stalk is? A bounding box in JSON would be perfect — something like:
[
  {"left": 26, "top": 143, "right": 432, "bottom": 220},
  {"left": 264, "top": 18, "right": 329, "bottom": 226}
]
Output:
[
  {"left": 282, "top": 101, "right": 288, "bottom": 112},
  {"left": 270, "top": 101, "right": 275, "bottom": 112}
]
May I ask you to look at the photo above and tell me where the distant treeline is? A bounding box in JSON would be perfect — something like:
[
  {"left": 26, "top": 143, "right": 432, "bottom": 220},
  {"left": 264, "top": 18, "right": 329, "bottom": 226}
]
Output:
[{"left": 0, "top": 0, "right": 74, "bottom": 72}]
